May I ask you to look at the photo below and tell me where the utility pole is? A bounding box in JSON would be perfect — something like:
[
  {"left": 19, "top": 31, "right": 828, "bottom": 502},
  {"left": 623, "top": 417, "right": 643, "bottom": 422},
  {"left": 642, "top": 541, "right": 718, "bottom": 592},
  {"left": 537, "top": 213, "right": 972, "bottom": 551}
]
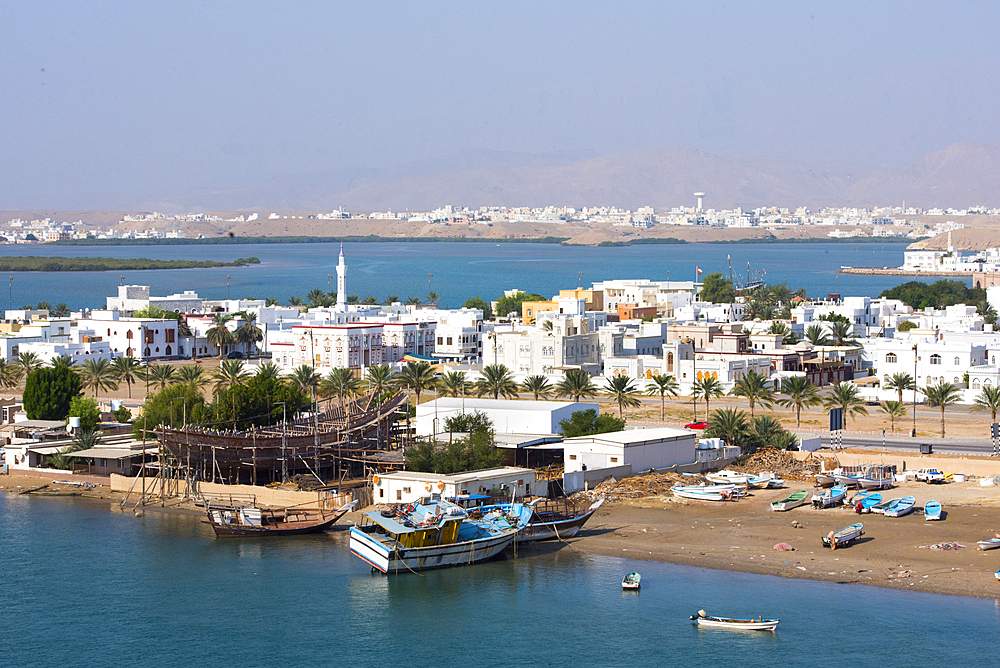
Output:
[{"left": 276, "top": 401, "right": 287, "bottom": 483}]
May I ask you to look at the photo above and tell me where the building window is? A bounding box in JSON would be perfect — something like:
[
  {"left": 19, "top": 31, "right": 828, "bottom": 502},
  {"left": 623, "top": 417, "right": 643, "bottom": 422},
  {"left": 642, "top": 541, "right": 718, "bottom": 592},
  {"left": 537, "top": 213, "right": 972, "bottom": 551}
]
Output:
[
  {"left": 569, "top": 454, "right": 577, "bottom": 460},
  {"left": 885, "top": 353, "right": 897, "bottom": 363},
  {"left": 166, "top": 330, "right": 175, "bottom": 343},
  {"left": 930, "top": 354, "right": 941, "bottom": 365},
  {"left": 973, "top": 379, "right": 981, "bottom": 390},
  {"left": 610, "top": 457, "right": 619, "bottom": 463},
  {"left": 396, "top": 490, "right": 401, "bottom": 501},
  {"left": 954, "top": 357, "right": 961, "bottom": 366},
  {"left": 379, "top": 488, "right": 384, "bottom": 498},
  {"left": 403, "top": 487, "right": 410, "bottom": 493}
]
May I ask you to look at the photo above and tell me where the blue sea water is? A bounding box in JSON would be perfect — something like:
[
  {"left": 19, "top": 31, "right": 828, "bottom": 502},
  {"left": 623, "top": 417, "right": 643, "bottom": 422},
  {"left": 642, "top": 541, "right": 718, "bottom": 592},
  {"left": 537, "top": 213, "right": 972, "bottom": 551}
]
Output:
[
  {"left": 1, "top": 493, "right": 996, "bottom": 668},
  {"left": 0, "top": 241, "right": 937, "bottom": 311}
]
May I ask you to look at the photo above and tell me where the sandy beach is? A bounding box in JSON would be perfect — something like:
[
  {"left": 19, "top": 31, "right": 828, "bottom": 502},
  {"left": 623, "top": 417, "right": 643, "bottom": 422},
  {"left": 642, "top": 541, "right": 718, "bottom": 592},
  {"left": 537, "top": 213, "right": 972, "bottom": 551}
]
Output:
[{"left": 5, "top": 467, "right": 1000, "bottom": 599}]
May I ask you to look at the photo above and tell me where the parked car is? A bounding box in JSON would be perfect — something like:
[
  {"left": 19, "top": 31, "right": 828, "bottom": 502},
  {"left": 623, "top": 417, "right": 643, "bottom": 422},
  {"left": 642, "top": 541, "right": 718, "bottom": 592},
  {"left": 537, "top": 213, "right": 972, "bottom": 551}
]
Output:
[
  {"left": 915, "top": 468, "right": 946, "bottom": 483},
  {"left": 227, "top": 351, "right": 245, "bottom": 359},
  {"left": 684, "top": 421, "right": 709, "bottom": 430}
]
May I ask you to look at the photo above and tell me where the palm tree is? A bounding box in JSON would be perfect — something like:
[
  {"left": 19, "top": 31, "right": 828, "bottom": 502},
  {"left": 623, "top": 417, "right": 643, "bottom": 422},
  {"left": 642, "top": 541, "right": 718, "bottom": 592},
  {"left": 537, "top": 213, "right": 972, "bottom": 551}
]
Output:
[
  {"left": 145, "top": 363, "right": 176, "bottom": 390},
  {"left": 0, "top": 358, "right": 22, "bottom": 389},
  {"left": 285, "top": 364, "right": 319, "bottom": 395},
  {"left": 541, "top": 320, "right": 554, "bottom": 332},
  {"left": 235, "top": 312, "right": 263, "bottom": 357},
  {"left": 322, "top": 367, "right": 361, "bottom": 412},
  {"left": 474, "top": 364, "right": 518, "bottom": 400},
  {"left": 705, "top": 407, "right": 749, "bottom": 448},
  {"left": 17, "top": 351, "right": 43, "bottom": 379},
  {"left": 205, "top": 313, "right": 234, "bottom": 360},
  {"left": 439, "top": 371, "right": 470, "bottom": 398},
  {"left": 110, "top": 355, "right": 142, "bottom": 399},
  {"left": 405, "top": 296, "right": 422, "bottom": 306},
  {"left": 923, "top": 381, "right": 962, "bottom": 439},
  {"left": 366, "top": 364, "right": 394, "bottom": 399},
  {"left": 693, "top": 376, "right": 725, "bottom": 421},
  {"left": 52, "top": 303, "right": 70, "bottom": 317},
  {"left": 50, "top": 355, "right": 76, "bottom": 368},
  {"left": 645, "top": 374, "right": 679, "bottom": 420},
  {"left": 175, "top": 364, "right": 210, "bottom": 389},
  {"left": 427, "top": 291, "right": 439, "bottom": 305},
  {"left": 36, "top": 301, "right": 52, "bottom": 311},
  {"left": 777, "top": 376, "right": 822, "bottom": 428},
  {"left": 306, "top": 289, "right": 326, "bottom": 307},
  {"left": 265, "top": 297, "right": 280, "bottom": 307},
  {"left": 384, "top": 295, "right": 400, "bottom": 305},
  {"left": 972, "top": 385, "right": 1000, "bottom": 422},
  {"left": 824, "top": 381, "right": 869, "bottom": 428},
  {"left": 79, "top": 358, "right": 118, "bottom": 398},
  {"left": 804, "top": 324, "right": 831, "bottom": 346},
  {"left": 395, "top": 361, "right": 438, "bottom": 404},
  {"left": 176, "top": 319, "right": 195, "bottom": 358},
  {"left": 767, "top": 321, "right": 791, "bottom": 343},
  {"left": 288, "top": 296, "right": 303, "bottom": 307},
  {"left": 213, "top": 359, "right": 249, "bottom": 417},
  {"left": 884, "top": 372, "right": 916, "bottom": 404},
  {"left": 520, "top": 375, "right": 553, "bottom": 400},
  {"left": 361, "top": 296, "right": 379, "bottom": 305},
  {"left": 828, "top": 321, "right": 858, "bottom": 346},
  {"left": 605, "top": 374, "right": 641, "bottom": 418},
  {"left": 556, "top": 368, "right": 598, "bottom": 402},
  {"left": 252, "top": 362, "right": 282, "bottom": 383},
  {"left": 730, "top": 371, "right": 774, "bottom": 418},
  {"left": 879, "top": 400, "right": 907, "bottom": 432},
  {"left": 977, "top": 300, "right": 998, "bottom": 325}
]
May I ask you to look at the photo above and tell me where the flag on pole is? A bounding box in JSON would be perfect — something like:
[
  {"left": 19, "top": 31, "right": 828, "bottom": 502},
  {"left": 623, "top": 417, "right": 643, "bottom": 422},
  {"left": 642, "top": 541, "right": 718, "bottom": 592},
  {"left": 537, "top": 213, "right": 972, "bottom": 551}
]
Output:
[
  {"left": 696, "top": 267, "right": 703, "bottom": 274},
  {"left": 762, "top": 269, "right": 766, "bottom": 275}
]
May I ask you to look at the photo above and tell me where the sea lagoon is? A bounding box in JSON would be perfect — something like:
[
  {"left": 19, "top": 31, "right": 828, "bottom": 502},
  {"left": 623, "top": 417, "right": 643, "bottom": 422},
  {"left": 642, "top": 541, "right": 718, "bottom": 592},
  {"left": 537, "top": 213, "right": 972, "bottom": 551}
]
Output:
[
  {"left": 0, "top": 241, "right": 927, "bottom": 310},
  {"left": 1, "top": 493, "right": 996, "bottom": 667}
]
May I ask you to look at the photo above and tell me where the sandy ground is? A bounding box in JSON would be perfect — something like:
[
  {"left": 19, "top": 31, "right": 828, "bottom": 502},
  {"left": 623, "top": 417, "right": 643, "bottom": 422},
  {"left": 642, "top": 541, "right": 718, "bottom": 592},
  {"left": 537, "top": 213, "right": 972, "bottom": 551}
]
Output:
[{"left": 5, "top": 470, "right": 1000, "bottom": 599}]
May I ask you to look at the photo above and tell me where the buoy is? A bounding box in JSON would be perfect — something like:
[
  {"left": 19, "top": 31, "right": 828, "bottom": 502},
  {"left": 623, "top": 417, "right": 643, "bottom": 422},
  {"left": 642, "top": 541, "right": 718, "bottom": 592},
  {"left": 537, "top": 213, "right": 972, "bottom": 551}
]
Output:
[
  {"left": 437, "top": 480, "right": 445, "bottom": 490},
  {"left": 373, "top": 475, "right": 380, "bottom": 485},
  {"left": 425, "top": 483, "right": 432, "bottom": 492}
]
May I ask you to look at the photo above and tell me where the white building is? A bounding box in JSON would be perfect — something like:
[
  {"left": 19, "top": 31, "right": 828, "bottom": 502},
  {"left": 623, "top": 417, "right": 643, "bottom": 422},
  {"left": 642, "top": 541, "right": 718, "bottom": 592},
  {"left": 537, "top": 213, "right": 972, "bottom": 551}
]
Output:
[
  {"left": 106, "top": 285, "right": 203, "bottom": 314},
  {"left": 372, "top": 467, "right": 544, "bottom": 504},
  {"left": 490, "top": 315, "right": 600, "bottom": 376},
  {"left": 415, "top": 398, "right": 598, "bottom": 437},
  {"left": 78, "top": 310, "right": 182, "bottom": 360},
  {"left": 561, "top": 427, "right": 697, "bottom": 474}
]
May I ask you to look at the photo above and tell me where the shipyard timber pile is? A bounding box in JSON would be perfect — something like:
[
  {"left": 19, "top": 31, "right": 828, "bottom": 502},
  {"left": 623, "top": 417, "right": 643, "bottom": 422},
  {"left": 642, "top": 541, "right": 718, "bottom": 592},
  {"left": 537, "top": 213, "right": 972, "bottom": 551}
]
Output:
[
  {"left": 158, "top": 391, "right": 406, "bottom": 484},
  {"left": 728, "top": 448, "right": 814, "bottom": 481},
  {"left": 585, "top": 472, "right": 706, "bottom": 501}
]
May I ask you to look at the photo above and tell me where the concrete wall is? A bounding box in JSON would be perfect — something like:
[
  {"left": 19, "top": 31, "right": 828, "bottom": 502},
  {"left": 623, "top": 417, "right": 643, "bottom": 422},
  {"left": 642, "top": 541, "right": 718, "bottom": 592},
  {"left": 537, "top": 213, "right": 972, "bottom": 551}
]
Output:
[
  {"left": 109, "top": 475, "right": 350, "bottom": 508},
  {"left": 790, "top": 450, "right": 1000, "bottom": 478},
  {"left": 563, "top": 464, "right": 633, "bottom": 494}
]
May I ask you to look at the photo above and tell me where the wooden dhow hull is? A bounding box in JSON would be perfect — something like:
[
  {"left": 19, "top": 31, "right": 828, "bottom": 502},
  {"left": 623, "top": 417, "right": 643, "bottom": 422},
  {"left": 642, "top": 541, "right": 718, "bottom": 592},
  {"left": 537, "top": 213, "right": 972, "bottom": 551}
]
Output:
[{"left": 349, "top": 526, "right": 517, "bottom": 573}]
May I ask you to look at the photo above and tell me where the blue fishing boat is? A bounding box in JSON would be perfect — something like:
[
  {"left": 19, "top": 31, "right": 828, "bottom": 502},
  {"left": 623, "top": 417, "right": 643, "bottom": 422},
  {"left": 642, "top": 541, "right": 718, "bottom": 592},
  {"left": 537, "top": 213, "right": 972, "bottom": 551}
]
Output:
[
  {"left": 812, "top": 484, "right": 848, "bottom": 508},
  {"left": 923, "top": 499, "right": 942, "bottom": 520},
  {"left": 350, "top": 495, "right": 532, "bottom": 573},
  {"left": 884, "top": 495, "right": 916, "bottom": 518},
  {"left": 858, "top": 492, "right": 882, "bottom": 513},
  {"left": 822, "top": 522, "right": 864, "bottom": 549},
  {"left": 622, "top": 572, "right": 641, "bottom": 590},
  {"left": 476, "top": 498, "right": 604, "bottom": 543}
]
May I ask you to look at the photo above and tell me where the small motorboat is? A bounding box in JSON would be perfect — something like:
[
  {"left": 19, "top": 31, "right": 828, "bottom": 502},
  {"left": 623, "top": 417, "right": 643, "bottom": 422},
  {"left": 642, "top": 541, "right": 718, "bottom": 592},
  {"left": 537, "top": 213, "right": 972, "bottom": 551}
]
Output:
[
  {"left": 870, "top": 497, "right": 896, "bottom": 515},
  {"left": 671, "top": 486, "right": 736, "bottom": 502},
  {"left": 747, "top": 475, "right": 772, "bottom": 489},
  {"left": 978, "top": 538, "right": 1000, "bottom": 551},
  {"left": 770, "top": 490, "right": 809, "bottom": 511},
  {"left": 858, "top": 476, "right": 894, "bottom": 490},
  {"left": 690, "top": 610, "right": 778, "bottom": 631},
  {"left": 822, "top": 522, "right": 864, "bottom": 549},
  {"left": 622, "top": 572, "right": 641, "bottom": 590},
  {"left": 849, "top": 489, "right": 872, "bottom": 506},
  {"left": 923, "top": 500, "right": 942, "bottom": 521},
  {"left": 995, "top": 570, "right": 1000, "bottom": 581},
  {"left": 705, "top": 470, "right": 749, "bottom": 485},
  {"left": 883, "top": 495, "right": 916, "bottom": 518},
  {"left": 857, "top": 492, "right": 882, "bottom": 513},
  {"left": 814, "top": 473, "right": 836, "bottom": 487},
  {"left": 833, "top": 472, "right": 863, "bottom": 487},
  {"left": 812, "top": 484, "right": 848, "bottom": 509}
]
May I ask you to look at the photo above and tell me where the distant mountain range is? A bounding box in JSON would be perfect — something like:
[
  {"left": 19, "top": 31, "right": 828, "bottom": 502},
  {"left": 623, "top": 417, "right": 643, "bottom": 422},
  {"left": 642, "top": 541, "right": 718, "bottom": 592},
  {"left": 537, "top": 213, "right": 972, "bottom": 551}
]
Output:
[{"left": 146, "top": 142, "right": 1000, "bottom": 212}]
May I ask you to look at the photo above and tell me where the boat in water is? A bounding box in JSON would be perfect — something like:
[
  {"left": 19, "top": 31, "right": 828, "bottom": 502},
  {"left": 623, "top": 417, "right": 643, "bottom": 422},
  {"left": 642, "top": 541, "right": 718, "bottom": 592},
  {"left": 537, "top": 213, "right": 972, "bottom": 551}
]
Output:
[
  {"left": 923, "top": 500, "right": 942, "bottom": 521},
  {"left": 770, "top": 490, "right": 809, "bottom": 511},
  {"left": 622, "top": 572, "right": 641, "bottom": 590},
  {"left": 690, "top": 610, "right": 778, "bottom": 631},
  {"left": 205, "top": 499, "right": 357, "bottom": 537},
  {"left": 349, "top": 495, "right": 532, "bottom": 573},
  {"left": 478, "top": 497, "right": 604, "bottom": 543},
  {"left": 812, "top": 484, "right": 848, "bottom": 509},
  {"left": 822, "top": 522, "right": 864, "bottom": 549}
]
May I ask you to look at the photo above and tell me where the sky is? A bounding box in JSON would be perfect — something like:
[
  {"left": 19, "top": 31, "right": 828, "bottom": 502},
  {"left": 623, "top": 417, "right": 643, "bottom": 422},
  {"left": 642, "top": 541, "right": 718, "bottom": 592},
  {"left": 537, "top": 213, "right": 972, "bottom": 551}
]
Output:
[{"left": 2, "top": 1, "right": 1000, "bottom": 209}]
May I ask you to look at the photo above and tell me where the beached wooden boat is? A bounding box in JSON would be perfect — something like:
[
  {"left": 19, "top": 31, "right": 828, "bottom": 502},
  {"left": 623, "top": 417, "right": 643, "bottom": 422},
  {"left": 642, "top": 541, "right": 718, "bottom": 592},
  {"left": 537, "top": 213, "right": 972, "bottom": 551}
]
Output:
[
  {"left": 883, "top": 495, "right": 916, "bottom": 518},
  {"left": 870, "top": 497, "right": 896, "bottom": 515},
  {"left": 205, "top": 499, "right": 357, "bottom": 537},
  {"left": 833, "top": 472, "right": 862, "bottom": 487},
  {"left": 690, "top": 610, "right": 779, "bottom": 631},
  {"left": 995, "top": 569, "right": 1000, "bottom": 581},
  {"left": 978, "top": 538, "right": 1000, "bottom": 551},
  {"left": 622, "top": 572, "right": 641, "bottom": 590},
  {"left": 822, "top": 522, "right": 864, "bottom": 548},
  {"left": 770, "top": 489, "right": 809, "bottom": 511},
  {"left": 923, "top": 500, "right": 942, "bottom": 521},
  {"left": 849, "top": 489, "right": 871, "bottom": 505},
  {"left": 812, "top": 484, "right": 848, "bottom": 509},
  {"left": 705, "top": 470, "right": 749, "bottom": 485},
  {"left": 858, "top": 492, "right": 882, "bottom": 513},
  {"left": 858, "top": 476, "right": 894, "bottom": 490},
  {"left": 814, "top": 473, "right": 836, "bottom": 487},
  {"left": 672, "top": 487, "right": 729, "bottom": 501},
  {"left": 479, "top": 498, "right": 604, "bottom": 543}
]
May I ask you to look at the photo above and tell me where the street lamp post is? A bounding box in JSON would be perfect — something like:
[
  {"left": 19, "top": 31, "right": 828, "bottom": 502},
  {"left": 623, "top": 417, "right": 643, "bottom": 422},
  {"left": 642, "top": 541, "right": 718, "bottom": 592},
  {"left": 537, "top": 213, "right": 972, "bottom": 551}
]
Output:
[
  {"left": 227, "top": 275, "right": 231, "bottom": 301},
  {"left": 912, "top": 343, "right": 918, "bottom": 438}
]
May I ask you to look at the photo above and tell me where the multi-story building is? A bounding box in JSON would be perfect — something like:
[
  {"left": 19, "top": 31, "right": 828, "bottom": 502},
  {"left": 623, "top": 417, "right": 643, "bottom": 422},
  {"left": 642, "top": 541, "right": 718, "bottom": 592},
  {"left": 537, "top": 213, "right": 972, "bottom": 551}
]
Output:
[{"left": 492, "top": 315, "right": 600, "bottom": 377}]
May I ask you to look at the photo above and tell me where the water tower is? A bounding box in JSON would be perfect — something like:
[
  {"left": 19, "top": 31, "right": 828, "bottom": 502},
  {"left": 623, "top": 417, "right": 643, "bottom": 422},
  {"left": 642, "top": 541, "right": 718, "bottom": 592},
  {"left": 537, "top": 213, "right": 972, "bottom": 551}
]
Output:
[{"left": 694, "top": 192, "right": 706, "bottom": 211}]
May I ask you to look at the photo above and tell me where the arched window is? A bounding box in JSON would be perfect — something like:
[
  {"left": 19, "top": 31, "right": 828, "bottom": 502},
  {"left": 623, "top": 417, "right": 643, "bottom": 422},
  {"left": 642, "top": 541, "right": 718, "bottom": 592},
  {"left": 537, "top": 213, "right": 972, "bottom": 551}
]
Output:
[
  {"left": 973, "top": 379, "right": 982, "bottom": 390},
  {"left": 885, "top": 353, "right": 897, "bottom": 363},
  {"left": 954, "top": 377, "right": 961, "bottom": 385},
  {"left": 954, "top": 357, "right": 961, "bottom": 366},
  {"left": 930, "top": 354, "right": 942, "bottom": 365}
]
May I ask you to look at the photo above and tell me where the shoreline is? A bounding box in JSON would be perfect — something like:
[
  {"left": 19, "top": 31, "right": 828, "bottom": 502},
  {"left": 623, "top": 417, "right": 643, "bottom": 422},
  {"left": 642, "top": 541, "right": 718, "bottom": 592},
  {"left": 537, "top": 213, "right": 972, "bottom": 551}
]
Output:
[{"left": 4, "top": 471, "right": 1000, "bottom": 599}]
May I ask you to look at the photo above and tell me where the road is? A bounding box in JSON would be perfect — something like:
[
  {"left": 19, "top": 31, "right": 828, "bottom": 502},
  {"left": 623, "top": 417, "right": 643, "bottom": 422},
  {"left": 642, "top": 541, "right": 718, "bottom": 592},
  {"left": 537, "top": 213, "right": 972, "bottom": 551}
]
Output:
[{"left": 819, "top": 433, "right": 1000, "bottom": 457}]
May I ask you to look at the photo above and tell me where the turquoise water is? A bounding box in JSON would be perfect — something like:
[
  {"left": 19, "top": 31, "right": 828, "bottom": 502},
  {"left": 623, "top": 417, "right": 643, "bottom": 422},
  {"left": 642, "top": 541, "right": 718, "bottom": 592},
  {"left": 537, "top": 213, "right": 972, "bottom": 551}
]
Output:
[
  {"left": 0, "top": 241, "right": 924, "bottom": 310},
  {"left": 2, "top": 493, "right": 996, "bottom": 667}
]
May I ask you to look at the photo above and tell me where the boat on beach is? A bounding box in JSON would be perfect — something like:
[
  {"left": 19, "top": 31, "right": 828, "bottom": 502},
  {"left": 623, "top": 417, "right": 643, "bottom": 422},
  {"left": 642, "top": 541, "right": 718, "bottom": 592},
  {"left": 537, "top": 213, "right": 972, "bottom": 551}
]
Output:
[
  {"left": 978, "top": 537, "right": 1000, "bottom": 551},
  {"left": 705, "top": 470, "right": 749, "bottom": 485},
  {"left": 205, "top": 499, "right": 357, "bottom": 537},
  {"left": 770, "top": 489, "right": 809, "bottom": 511},
  {"left": 822, "top": 522, "right": 864, "bottom": 549},
  {"left": 812, "top": 484, "right": 848, "bottom": 509},
  {"left": 857, "top": 492, "right": 882, "bottom": 513},
  {"left": 671, "top": 486, "right": 737, "bottom": 501},
  {"left": 349, "top": 495, "right": 532, "bottom": 573},
  {"left": 870, "top": 496, "right": 896, "bottom": 515},
  {"left": 479, "top": 498, "right": 604, "bottom": 543},
  {"left": 833, "top": 472, "right": 862, "bottom": 487},
  {"left": 858, "top": 476, "right": 894, "bottom": 490},
  {"left": 923, "top": 500, "right": 942, "bottom": 521},
  {"left": 690, "top": 610, "right": 779, "bottom": 631},
  {"left": 813, "top": 473, "right": 836, "bottom": 487},
  {"left": 622, "top": 572, "right": 641, "bottom": 590},
  {"left": 883, "top": 495, "right": 916, "bottom": 517}
]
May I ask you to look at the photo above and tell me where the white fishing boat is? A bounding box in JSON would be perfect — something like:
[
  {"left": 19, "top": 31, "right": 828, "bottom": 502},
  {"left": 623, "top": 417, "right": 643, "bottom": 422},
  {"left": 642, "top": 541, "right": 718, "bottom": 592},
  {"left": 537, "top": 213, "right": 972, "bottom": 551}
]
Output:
[
  {"left": 622, "top": 572, "right": 641, "bottom": 590},
  {"left": 812, "top": 484, "right": 848, "bottom": 509},
  {"left": 813, "top": 473, "right": 836, "bottom": 487},
  {"left": 822, "top": 522, "right": 864, "bottom": 549},
  {"left": 883, "top": 495, "right": 916, "bottom": 518},
  {"left": 690, "top": 610, "right": 779, "bottom": 631},
  {"left": 858, "top": 476, "right": 894, "bottom": 490},
  {"left": 671, "top": 486, "right": 733, "bottom": 501},
  {"left": 705, "top": 470, "right": 749, "bottom": 485},
  {"left": 978, "top": 538, "right": 1000, "bottom": 551},
  {"left": 923, "top": 500, "right": 942, "bottom": 521},
  {"left": 349, "top": 494, "right": 531, "bottom": 573}
]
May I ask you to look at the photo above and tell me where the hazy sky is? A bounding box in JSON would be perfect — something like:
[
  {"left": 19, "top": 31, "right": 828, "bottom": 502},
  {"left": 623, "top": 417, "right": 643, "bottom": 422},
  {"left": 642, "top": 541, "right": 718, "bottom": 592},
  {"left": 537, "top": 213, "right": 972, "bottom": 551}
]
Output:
[{"left": 3, "top": 1, "right": 1000, "bottom": 208}]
